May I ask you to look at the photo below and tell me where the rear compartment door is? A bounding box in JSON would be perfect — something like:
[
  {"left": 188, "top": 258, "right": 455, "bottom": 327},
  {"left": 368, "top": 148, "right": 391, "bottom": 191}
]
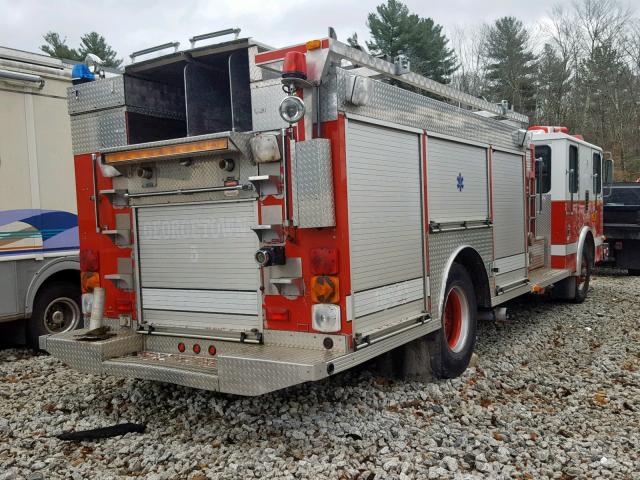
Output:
[{"left": 136, "top": 200, "right": 261, "bottom": 333}]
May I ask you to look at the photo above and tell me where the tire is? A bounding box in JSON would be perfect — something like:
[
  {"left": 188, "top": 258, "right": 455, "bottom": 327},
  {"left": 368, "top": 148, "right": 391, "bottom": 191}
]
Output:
[
  {"left": 628, "top": 269, "right": 640, "bottom": 276},
  {"left": 572, "top": 249, "right": 592, "bottom": 304},
  {"left": 427, "top": 263, "right": 478, "bottom": 379},
  {"left": 27, "top": 282, "right": 81, "bottom": 348}
]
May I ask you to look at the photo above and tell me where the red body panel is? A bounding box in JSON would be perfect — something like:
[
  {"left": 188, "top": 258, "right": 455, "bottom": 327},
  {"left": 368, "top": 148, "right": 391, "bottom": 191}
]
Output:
[
  {"left": 260, "top": 115, "right": 352, "bottom": 335},
  {"left": 550, "top": 199, "right": 603, "bottom": 270},
  {"left": 74, "top": 154, "right": 135, "bottom": 319}
]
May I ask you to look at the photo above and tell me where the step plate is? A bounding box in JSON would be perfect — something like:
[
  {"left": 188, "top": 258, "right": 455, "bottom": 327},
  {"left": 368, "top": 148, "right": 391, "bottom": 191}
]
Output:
[
  {"left": 528, "top": 267, "right": 571, "bottom": 288},
  {"left": 104, "top": 352, "right": 220, "bottom": 391}
]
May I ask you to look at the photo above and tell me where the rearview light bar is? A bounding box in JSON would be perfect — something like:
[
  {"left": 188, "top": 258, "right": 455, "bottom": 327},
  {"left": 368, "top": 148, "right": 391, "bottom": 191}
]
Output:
[{"left": 104, "top": 138, "right": 229, "bottom": 164}]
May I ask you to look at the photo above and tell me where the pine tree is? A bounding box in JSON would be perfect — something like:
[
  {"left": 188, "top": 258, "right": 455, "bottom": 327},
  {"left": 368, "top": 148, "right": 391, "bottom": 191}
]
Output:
[
  {"left": 410, "top": 17, "right": 458, "bottom": 83},
  {"left": 78, "top": 32, "right": 123, "bottom": 68},
  {"left": 40, "top": 32, "right": 81, "bottom": 61},
  {"left": 366, "top": 0, "right": 457, "bottom": 83},
  {"left": 484, "top": 16, "right": 537, "bottom": 115}
]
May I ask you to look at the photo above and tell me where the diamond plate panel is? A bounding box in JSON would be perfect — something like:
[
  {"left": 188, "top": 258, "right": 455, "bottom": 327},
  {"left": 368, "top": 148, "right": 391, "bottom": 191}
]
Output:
[
  {"left": 43, "top": 329, "right": 142, "bottom": 374},
  {"left": 250, "top": 79, "right": 289, "bottom": 132},
  {"left": 218, "top": 356, "right": 318, "bottom": 396},
  {"left": 537, "top": 194, "right": 552, "bottom": 239},
  {"left": 428, "top": 228, "right": 494, "bottom": 320},
  {"left": 320, "top": 69, "right": 339, "bottom": 123},
  {"left": 336, "top": 69, "right": 521, "bottom": 151},
  {"left": 292, "top": 139, "right": 335, "bottom": 228},
  {"left": 103, "top": 355, "right": 220, "bottom": 391},
  {"left": 113, "top": 153, "right": 259, "bottom": 206},
  {"left": 70, "top": 108, "right": 127, "bottom": 154},
  {"left": 263, "top": 330, "right": 348, "bottom": 354},
  {"left": 67, "top": 76, "right": 125, "bottom": 115}
]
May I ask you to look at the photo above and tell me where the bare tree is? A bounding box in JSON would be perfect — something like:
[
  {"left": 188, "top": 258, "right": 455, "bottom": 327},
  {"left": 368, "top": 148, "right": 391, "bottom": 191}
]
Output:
[{"left": 449, "top": 25, "right": 490, "bottom": 97}]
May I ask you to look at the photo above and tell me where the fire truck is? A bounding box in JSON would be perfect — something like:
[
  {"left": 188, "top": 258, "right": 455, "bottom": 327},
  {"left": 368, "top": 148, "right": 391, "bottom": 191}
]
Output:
[{"left": 41, "top": 29, "right": 612, "bottom": 395}]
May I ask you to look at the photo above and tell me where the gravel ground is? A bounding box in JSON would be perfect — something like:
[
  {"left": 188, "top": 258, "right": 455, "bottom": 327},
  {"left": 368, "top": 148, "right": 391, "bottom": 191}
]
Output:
[{"left": 1, "top": 272, "right": 639, "bottom": 480}]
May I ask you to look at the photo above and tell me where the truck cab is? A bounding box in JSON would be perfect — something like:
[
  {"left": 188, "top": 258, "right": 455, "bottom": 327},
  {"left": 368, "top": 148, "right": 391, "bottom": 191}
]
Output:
[{"left": 529, "top": 126, "right": 606, "bottom": 299}]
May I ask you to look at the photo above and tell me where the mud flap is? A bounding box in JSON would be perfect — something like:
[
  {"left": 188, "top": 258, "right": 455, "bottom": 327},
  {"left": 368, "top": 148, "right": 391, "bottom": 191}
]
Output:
[{"left": 551, "top": 276, "right": 576, "bottom": 300}]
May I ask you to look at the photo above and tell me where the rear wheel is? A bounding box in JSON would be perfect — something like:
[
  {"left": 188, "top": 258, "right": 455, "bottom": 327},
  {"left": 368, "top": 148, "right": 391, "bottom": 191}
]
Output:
[
  {"left": 427, "top": 263, "right": 477, "bottom": 378},
  {"left": 628, "top": 269, "right": 640, "bottom": 276},
  {"left": 27, "top": 282, "right": 81, "bottom": 348}
]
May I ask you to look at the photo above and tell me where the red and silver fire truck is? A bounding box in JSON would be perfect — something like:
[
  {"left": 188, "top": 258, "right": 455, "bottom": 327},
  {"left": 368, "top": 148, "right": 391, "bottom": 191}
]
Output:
[{"left": 41, "top": 29, "right": 613, "bottom": 395}]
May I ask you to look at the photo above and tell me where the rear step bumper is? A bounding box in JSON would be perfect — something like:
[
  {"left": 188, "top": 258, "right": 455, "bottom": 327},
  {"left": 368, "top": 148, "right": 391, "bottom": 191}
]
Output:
[
  {"left": 41, "top": 321, "right": 437, "bottom": 395},
  {"left": 40, "top": 329, "right": 341, "bottom": 395}
]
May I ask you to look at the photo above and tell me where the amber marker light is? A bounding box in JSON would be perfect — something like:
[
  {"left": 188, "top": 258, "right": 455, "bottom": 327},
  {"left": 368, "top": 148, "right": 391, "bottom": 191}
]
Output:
[
  {"left": 104, "top": 138, "right": 229, "bottom": 164},
  {"left": 306, "top": 39, "right": 322, "bottom": 50},
  {"left": 310, "top": 276, "right": 340, "bottom": 304}
]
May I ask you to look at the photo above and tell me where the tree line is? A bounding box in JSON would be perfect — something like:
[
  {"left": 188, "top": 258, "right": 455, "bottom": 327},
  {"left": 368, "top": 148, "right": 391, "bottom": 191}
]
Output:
[
  {"left": 41, "top": 31, "right": 122, "bottom": 68},
  {"left": 349, "top": 0, "right": 640, "bottom": 180},
  {"left": 40, "top": 0, "right": 639, "bottom": 178}
]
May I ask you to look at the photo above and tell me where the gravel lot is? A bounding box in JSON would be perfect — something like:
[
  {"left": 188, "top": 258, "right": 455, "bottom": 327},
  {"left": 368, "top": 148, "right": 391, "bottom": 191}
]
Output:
[{"left": 1, "top": 272, "right": 639, "bottom": 480}]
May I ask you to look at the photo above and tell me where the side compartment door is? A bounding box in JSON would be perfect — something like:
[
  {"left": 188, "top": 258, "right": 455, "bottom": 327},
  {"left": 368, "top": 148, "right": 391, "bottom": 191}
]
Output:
[
  {"left": 346, "top": 120, "right": 425, "bottom": 337},
  {"left": 491, "top": 150, "right": 527, "bottom": 289}
]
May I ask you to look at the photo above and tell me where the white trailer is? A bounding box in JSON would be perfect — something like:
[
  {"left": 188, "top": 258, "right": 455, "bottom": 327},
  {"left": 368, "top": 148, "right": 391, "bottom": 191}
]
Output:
[{"left": 0, "top": 47, "right": 81, "bottom": 345}]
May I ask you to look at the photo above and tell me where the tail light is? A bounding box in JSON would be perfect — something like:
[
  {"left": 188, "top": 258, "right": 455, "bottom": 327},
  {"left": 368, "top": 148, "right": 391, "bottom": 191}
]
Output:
[
  {"left": 310, "top": 248, "right": 338, "bottom": 275},
  {"left": 265, "top": 308, "right": 289, "bottom": 323},
  {"left": 310, "top": 276, "right": 340, "bottom": 303},
  {"left": 81, "top": 271, "right": 100, "bottom": 293},
  {"left": 80, "top": 248, "right": 99, "bottom": 272}
]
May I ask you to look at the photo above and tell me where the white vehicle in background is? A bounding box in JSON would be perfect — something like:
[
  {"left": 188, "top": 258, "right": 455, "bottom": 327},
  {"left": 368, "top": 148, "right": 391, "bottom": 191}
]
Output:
[{"left": 0, "top": 47, "right": 81, "bottom": 346}]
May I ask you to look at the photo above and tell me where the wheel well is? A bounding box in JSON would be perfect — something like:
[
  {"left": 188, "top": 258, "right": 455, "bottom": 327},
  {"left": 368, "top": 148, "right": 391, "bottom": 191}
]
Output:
[
  {"left": 453, "top": 248, "right": 491, "bottom": 309},
  {"left": 32, "top": 270, "right": 80, "bottom": 311},
  {"left": 584, "top": 231, "right": 595, "bottom": 261}
]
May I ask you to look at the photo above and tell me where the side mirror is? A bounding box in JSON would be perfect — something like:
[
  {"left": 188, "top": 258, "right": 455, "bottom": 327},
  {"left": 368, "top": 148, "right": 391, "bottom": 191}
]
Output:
[{"left": 603, "top": 158, "right": 614, "bottom": 198}]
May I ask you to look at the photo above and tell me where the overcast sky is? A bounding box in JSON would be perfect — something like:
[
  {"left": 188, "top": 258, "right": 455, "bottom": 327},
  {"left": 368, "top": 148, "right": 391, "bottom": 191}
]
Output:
[{"left": 1, "top": 0, "right": 563, "bottom": 64}]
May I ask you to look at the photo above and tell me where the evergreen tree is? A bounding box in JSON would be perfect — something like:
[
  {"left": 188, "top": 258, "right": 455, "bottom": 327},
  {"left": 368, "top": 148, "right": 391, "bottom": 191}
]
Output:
[
  {"left": 366, "top": 0, "right": 457, "bottom": 83},
  {"left": 40, "top": 32, "right": 81, "bottom": 61},
  {"left": 411, "top": 17, "right": 458, "bottom": 83},
  {"left": 484, "top": 16, "right": 537, "bottom": 115},
  {"left": 78, "top": 32, "right": 123, "bottom": 68}
]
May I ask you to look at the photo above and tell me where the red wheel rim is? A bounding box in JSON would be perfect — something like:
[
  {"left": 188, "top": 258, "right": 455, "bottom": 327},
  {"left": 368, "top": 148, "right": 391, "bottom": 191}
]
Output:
[{"left": 444, "top": 288, "right": 463, "bottom": 349}]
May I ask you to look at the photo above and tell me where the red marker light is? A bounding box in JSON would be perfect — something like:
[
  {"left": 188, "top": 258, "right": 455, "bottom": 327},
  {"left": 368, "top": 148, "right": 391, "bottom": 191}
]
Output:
[
  {"left": 177, "top": 342, "right": 186, "bottom": 353},
  {"left": 208, "top": 345, "right": 216, "bottom": 356},
  {"left": 193, "top": 344, "right": 201, "bottom": 354}
]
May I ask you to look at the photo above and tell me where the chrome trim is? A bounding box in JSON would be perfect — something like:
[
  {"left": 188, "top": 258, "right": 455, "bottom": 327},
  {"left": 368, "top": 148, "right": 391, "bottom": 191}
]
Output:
[
  {"left": 354, "top": 313, "right": 430, "bottom": 350},
  {"left": 130, "top": 42, "right": 180, "bottom": 62},
  {"left": 136, "top": 328, "right": 262, "bottom": 344},
  {"left": 125, "top": 183, "right": 252, "bottom": 198},
  {"left": 91, "top": 154, "right": 100, "bottom": 233},
  {"left": 0, "top": 68, "right": 44, "bottom": 87},
  {"left": 189, "top": 28, "right": 241, "bottom": 48},
  {"left": 429, "top": 219, "right": 492, "bottom": 234},
  {"left": 495, "top": 278, "right": 529, "bottom": 295}
]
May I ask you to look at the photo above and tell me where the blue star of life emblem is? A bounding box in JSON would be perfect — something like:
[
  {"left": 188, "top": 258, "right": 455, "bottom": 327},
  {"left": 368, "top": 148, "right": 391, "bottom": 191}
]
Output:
[{"left": 456, "top": 172, "right": 464, "bottom": 192}]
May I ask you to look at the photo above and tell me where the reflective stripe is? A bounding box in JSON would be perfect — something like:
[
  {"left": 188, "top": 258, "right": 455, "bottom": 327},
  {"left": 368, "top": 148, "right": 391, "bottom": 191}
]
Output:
[
  {"left": 354, "top": 278, "right": 424, "bottom": 318},
  {"left": 142, "top": 288, "right": 259, "bottom": 316},
  {"left": 550, "top": 243, "right": 577, "bottom": 256}
]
